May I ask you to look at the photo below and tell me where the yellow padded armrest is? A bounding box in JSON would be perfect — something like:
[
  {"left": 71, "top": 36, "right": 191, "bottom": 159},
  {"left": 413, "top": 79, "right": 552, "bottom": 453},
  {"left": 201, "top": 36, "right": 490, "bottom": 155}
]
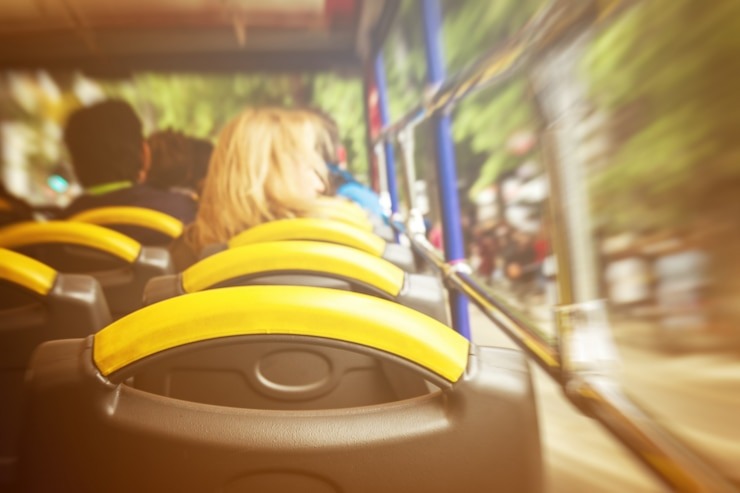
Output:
[
  {"left": 182, "top": 241, "right": 405, "bottom": 296},
  {"left": 69, "top": 206, "right": 184, "bottom": 239},
  {"left": 314, "top": 197, "right": 373, "bottom": 231},
  {"left": 0, "top": 221, "right": 141, "bottom": 263},
  {"left": 317, "top": 196, "right": 368, "bottom": 218},
  {"left": 314, "top": 205, "right": 373, "bottom": 231},
  {"left": 228, "top": 218, "right": 386, "bottom": 257},
  {"left": 0, "top": 248, "right": 56, "bottom": 295},
  {"left": 93, "top": 286, "right": 468, "bottom": 383}
]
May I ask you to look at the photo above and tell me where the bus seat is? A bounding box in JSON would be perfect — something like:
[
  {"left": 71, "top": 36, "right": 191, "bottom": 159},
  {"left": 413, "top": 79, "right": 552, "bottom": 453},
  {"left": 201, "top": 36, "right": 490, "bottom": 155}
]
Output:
[
  {"left": 222, "top": 218, "right": 416, "bottom": 272},
  {"left": 0, "top": 221, "right": 174, "bottom": 317},
  {"left": 67, "top": 205, "right": 184, "bottom": 246},
  {"left": 314, "top": 197, "right": 394, "bottom": 241},
  {"left": 144, "top": 240, "right": 449, "bottom": 324},
  {"left": 20, "top": 286, "right": 542, "bottom": 493},
  {"left": 0, "top": 248, "right": 111, "bottom": 487}
]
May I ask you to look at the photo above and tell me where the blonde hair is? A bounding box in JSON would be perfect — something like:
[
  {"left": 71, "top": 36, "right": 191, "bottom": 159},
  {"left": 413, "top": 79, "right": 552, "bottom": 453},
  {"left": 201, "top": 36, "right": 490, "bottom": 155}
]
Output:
[
  {"left": 187, "top": 107, "right": 329, "bottom": 251},
  {"left": 301, "top": 108, "right": 340, "bottom": 163}
]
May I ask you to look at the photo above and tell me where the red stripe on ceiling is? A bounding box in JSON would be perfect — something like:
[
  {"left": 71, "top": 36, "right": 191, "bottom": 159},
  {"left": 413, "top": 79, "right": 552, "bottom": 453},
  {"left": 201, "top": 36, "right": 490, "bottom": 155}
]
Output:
[{"left": 324, "top": 0, "right": 356, "bottom": 23}]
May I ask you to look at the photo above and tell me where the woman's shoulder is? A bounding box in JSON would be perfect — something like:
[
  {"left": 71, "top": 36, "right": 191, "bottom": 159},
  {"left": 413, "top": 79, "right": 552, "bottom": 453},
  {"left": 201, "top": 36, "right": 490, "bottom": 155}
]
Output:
[{"left": 169, "top": 225, "right": 201, "bottom": 271}]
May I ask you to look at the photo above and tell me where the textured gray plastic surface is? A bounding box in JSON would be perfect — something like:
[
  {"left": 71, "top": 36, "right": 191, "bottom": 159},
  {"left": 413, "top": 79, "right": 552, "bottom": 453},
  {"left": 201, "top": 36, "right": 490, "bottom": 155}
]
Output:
[
  {"left": 124, "top": 335, "right": 437, "bottom": 409},
  {"left": 144, "top": 269, "right": 448, "bottom": 324},
  {"left": 398, "top": 273, "right": 449, "bottom": 325},
  {"left": 13, "top": 244, "right": 174, "bottom": 317},
  {"left": 381, "top": 243, "right": 416, "bottom": 272},
  {"left": 20, "top": 335, "right": 542, "bottom": 493},
  {"left": 372, "top": 223, "right": 395, "bottom": 242},
  {"left": 0, "top": 274, "right": 111, "bottom": 488}
]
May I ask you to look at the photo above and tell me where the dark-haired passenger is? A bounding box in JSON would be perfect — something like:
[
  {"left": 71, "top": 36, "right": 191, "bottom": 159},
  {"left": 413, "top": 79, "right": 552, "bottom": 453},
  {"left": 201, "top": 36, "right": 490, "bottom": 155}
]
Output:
[
  {"left": 147, "top": 129, "right": 213, "bottom": 200},
  {"left": 59, "top": 100, "right": 197, "bottom": 244}
]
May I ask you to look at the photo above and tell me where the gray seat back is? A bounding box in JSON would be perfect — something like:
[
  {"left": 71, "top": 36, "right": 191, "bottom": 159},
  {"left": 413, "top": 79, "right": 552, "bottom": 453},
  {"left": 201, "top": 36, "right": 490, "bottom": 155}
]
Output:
[
  {"left": 20, "top": 287, "right": 542, "bottom": 493},
  {"left": 0, "top": 249, "right": 111, "bottom": 487}
]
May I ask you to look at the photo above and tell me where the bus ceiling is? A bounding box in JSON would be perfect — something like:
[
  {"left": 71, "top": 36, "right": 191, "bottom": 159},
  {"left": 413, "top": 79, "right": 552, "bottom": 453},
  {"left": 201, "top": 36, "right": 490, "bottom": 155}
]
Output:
[{"left": 0, "top": 0, "right": 396, "bottom": 76}]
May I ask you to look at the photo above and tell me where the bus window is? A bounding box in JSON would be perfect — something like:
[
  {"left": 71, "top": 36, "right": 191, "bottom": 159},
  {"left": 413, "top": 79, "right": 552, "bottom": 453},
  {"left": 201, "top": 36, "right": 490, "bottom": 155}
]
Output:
[
  {"left": 381, "top": 0, "right": 427, "bottom": 123},
  {"left": 379, "top": 0, "right": 740, "bottom": 491},
  {"left": 531, "top": 0, "right": 740, "bottom": 485},
  {"left": 449, "top": 76, "right": 555, "bottom": 336},
  {"left": 0, "top": 72, "right": 366, "bottom": 209},
  {"left": 441, "top": 0, "right": 545, "bottom": 74}
]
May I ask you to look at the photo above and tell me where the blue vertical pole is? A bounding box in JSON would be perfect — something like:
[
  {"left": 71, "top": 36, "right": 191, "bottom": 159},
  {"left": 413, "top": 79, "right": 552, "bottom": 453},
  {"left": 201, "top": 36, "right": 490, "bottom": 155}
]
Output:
[
  {"left": 374, "top": 54, "right": 400, "bottom": 214},
  {"left": 421, "top": 0, "right": 471, "bottom": 339}
]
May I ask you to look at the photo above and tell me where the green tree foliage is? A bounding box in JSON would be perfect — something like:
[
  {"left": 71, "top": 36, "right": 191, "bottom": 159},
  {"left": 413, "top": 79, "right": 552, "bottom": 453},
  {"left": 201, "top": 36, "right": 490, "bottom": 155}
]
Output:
[
  {"left": 581, "top": 0, "right": 740, "bottom": 323},
  {"left": 380, "top": 0, "right": 544, "bottom": 205},
  {"left": 0, "top": 73, "right": 83, "bottom": 200},
  {"left": 441, "top": 0, "right": 543, "bottom": 73},
  {"left": 103, "top": 72, "right": 368, "bottom": 174},
  {"left": 454, "top": 79, "right": 536, "bottom": 198},
  {"left": 442, "top": 0, "right": 544, "bottom": 198},
  {"left": 104, "top": 74, "right": 297, "bottom": 138},
  {"left": 382, "top": 0, "right": 427, "bottom": 121},
  {"left": 310, "top": 74, "right": 367, "bottom": 176},
  {"left": 2, "top": 70, "right": 368, "bottom": 198},
  {"left": 380, "top": 1, "right": 432, "bottom": 204},
  {"left": 582, "top": 0, "right": 740, "bottom": 234}
]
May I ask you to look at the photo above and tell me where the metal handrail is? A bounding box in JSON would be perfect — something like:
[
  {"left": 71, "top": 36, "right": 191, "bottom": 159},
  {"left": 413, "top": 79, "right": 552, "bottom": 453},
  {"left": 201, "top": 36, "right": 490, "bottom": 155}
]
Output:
[
  {"left": 376, "top": 0, "right": 740, "bottom": 488},
  {"left": 404, "top": 232, "right": 739, "bottom": 493},
  {"left": 405, "top": 232, "right": 560, "bottom": 379},
  {"left": 374, "top": 0, "right": 630, "bottom": 145}
]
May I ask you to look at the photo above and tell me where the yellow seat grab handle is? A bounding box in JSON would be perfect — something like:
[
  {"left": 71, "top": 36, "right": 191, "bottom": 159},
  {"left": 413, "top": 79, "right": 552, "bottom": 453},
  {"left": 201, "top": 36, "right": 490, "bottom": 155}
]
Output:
[
  {"left": 183, "top": 241, "right": 405, "bottom": 297},
  {"left": 0, "top": 221, "right": 141, "bottom": 263},
  {"left": 68, "top": 206, "right": 184, "bottom": 239},
  {"left": 313, "top": 197, "right": 373, "bottom": 231},
  {"left": 0, "top": 248, "right": 57, "bottom": 296},
  {"left": 93, "top": 286, "right": 469, "bottom": 383},
  {"left": 228, "top": 218, "right": 386, "bottom": 257},
  {"left": 316, "top": 196, "right": 369, "bottom": 221},
  {"left": 312, "top": 204, "right": 373, "bottom": 231}
]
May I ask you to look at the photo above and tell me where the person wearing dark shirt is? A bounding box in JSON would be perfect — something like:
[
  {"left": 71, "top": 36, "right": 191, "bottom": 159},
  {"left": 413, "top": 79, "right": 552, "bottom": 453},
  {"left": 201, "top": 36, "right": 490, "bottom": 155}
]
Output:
[{"left": 59, "top": 100, "right": 197, "bottom": 245}]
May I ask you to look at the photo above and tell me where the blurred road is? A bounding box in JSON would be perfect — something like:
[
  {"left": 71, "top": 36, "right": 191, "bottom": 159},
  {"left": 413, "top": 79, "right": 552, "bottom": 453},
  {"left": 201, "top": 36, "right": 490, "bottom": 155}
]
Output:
[{"left": 470, "top": 309, "right": 740, "bottom": 493}]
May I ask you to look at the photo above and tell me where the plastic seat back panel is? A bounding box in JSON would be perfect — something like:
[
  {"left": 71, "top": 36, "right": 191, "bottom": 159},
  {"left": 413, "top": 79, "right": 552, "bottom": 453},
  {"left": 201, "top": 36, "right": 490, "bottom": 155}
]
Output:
[
  {"left": 1, "top": 273, "right": 111, "bottom": 488},
  {"left": 21, "top": 340, "right": 542, "bottom": 493},
  {"left": 15, "top": 244, "right": 173, "bottom": 318},
  {"left": 130, "top": 338, "right": 423, "bottom": 409}
]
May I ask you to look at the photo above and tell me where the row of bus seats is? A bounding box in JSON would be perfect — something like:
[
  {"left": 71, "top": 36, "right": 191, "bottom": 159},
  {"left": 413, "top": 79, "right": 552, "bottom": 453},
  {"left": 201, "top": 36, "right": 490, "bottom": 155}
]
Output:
[
  {"left": 0, "top": 248, "right": 112, "bottom": 486},
  {"left": 0, "top": 199, "right": 542, "bottom": 493},
  {"left": 0, "top": 221, "right": 174, "bottom": 318}
]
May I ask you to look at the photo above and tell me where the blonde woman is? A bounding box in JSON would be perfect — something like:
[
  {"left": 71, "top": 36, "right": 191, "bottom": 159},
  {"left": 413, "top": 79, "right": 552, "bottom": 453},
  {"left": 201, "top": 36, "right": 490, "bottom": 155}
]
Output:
[{"left": 170, "top": 107, "right": 329, "bottom": 270}]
